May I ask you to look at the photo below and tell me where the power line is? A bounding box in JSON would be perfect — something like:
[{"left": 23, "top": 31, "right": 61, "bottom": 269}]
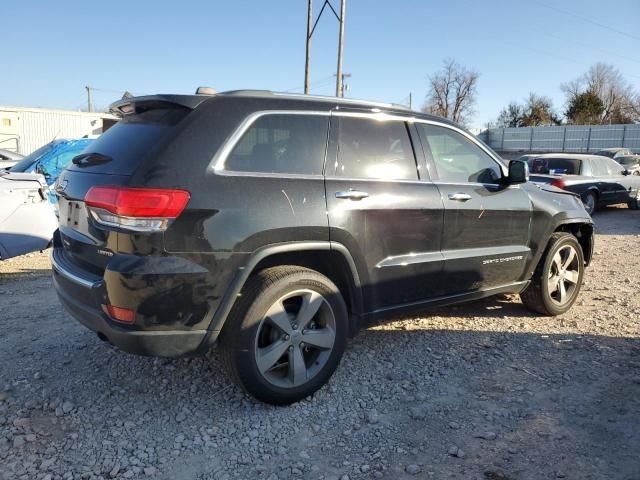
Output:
[
  {"left": 542, "top": 31, "right": 640, "bottom": 66},
  {"left": 283, "top": 74, "right": 336, "bottom": 93},
  {"left": 535, "top": 1, "right": 640, "bottom": 42}
]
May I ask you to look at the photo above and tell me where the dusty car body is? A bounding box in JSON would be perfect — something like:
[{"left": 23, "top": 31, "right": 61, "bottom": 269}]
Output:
[{"left": 0, "top": 172, "right": 58, "bottom": 260}]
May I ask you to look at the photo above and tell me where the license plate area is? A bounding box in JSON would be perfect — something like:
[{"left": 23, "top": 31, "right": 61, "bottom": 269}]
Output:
[{"left": 60, "top": 199, "right": 82, "bottom": 229}]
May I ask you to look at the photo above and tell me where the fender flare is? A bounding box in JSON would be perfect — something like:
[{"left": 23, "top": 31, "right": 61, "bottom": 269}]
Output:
[
  {"left": 526, "top": 217, "right": 594, "bottom": 279},
  {"left": 203, "top": 241, "right": 363, "bottom": 345}
]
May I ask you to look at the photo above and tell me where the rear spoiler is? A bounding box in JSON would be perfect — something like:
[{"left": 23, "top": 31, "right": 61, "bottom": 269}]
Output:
[{"left": 110, "top": 94, "right": 212, "bottom": 118}]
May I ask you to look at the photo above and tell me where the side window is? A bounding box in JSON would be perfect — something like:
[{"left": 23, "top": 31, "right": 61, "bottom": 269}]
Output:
[
  {"left": 417, "top": 124, "right": 502, "bottom": 184},
  {"left": 333, "top": 116, "right": 418, "bottom": 180},
  {"left": 590, "top": 160, "right": 609, "bottom": 177},
  {"left": 606, "top": 158, "right": 625, "bottom": 176},
  {"left": 226, "top": 114, "right": 328, "bottom": 175}
]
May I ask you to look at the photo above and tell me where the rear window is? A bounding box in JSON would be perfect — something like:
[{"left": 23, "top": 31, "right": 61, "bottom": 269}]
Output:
[
  {"left": 66, "top": 107, "right": 189, "bottom": 176},
  {"left": 540, "top": 158, "right": 581, "bottom": 175}
]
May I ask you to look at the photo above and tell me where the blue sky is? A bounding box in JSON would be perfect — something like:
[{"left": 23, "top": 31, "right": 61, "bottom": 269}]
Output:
[{"left": 3, "top": 0, "right": 639, "bottom": 127}]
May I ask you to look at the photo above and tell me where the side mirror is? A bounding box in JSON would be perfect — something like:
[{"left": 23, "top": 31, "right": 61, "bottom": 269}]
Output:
[{"left": 508, "top": 160, "right": 529, "bottom": 184}]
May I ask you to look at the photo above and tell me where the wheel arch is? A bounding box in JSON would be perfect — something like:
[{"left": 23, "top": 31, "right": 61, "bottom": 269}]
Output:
[
  {"left": 206, "top": 242, "right": 363, "bottom": 343},
  {"left": 553, "top": 221, "right": 594, "bottom": 266}
]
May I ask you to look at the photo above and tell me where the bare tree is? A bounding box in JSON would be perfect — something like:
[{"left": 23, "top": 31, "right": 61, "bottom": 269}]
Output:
[
  {"left": 562, "top": 63, "right": 640, "bottom": 124},
  {"left": 495, "top": 94, "right": 560, "bottom": 127},
  {"left": 496, "top": 102, "right": 524, "bottom": 127},
  {"left": 521, "top": 93, "right": 561, "bottom": 126},
  {"left": 423, "top": 59, "right": 479, "bottom": 125}
]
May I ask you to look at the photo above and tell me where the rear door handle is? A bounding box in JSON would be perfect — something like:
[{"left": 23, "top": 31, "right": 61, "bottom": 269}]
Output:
[
  {"left": 448, "top": 192, "right": 472, "bottom": 201},
  {"left": 335, "top": 190, "right": 369, "bottom": 200}
]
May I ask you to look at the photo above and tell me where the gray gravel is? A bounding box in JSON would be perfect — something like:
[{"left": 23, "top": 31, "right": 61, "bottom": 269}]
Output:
[{"left": 1, "top": 206, "right": 639, "bottom": 480}]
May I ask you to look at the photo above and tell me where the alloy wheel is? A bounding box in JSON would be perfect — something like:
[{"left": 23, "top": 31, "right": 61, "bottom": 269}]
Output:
[
  {"left": 547, "top": 244, "right": 581, "bottom": 306},
  {"left": 254, "top": 289, "right": 336, "bottom": 388}
]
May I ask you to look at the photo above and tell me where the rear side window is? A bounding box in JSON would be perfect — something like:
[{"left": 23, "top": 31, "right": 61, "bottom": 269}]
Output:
[
  {"left": 332, "top": 117, "right": 417, "bottom": 180},
  {"left": 590, "top": 160, "right": 608, "bottom": 176},
  {"left": 226, "top": 114, "right": 328, "bottom": 175},
  {"left": 417, "top": 124, "right": 501, "bottom": 184},
  {"left": 66, "top": 106, "right": 189, "bottom": 176}
]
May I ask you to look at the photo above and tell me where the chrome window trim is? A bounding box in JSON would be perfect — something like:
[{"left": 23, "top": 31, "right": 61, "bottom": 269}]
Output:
[
  {"left": 211, "top": 109, "right": 506, "bottom": 178},
  {"left": 211, "top": 110, "right": 331, "bottom": 174}
]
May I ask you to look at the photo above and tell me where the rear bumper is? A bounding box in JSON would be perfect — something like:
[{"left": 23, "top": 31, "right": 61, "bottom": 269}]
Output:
[{"left": 51, "top": 247, "right": 210, "bottom": 357}]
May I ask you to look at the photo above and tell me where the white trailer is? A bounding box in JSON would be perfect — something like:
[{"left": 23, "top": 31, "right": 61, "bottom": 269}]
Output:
[{"left": 0, "top": 106, "right": 117, "bottom": 155}]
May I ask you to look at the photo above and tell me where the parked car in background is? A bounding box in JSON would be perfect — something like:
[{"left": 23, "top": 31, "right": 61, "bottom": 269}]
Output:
[
  {"left": 9, "top": 138, "right": 93, "bottom": 204},
  {"left": 594, "top": 147, "right": 635, "bottom": 159},
  {"left": 9, "top": 138, "right": 93, "bottom": 184},
  {"left": 0, "top": 171, "right": 58, "bottom": 260},
  {"left": 0, "top": 148, "right": 24, "bottom": 170},
  {"left": 614, "top": 155, "right": 640, "bottom": 176},
  {"left": 516, "top": 154, "right": 539, "bottom": 170},
  {"left": 52, "top": 90, "right": 594, "bottom": 405},
  {"left": 528, "top": 153, "right": 640, "bottom": 214}
]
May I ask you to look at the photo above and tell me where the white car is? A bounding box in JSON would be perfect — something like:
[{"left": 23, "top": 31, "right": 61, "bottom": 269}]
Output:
[{"left": 0, "top": 172, "right": 58, "bottom": 260}]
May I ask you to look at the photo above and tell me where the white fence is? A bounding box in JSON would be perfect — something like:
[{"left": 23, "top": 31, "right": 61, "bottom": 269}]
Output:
[
  {"left": 0, "top": 106, "right": 116, "bottom": 155},
  {"left": 479, "top": 124, "right": 640, "bottom": 153}
]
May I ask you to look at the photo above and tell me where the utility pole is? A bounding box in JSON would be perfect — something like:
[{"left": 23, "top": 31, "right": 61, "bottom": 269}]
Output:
[
  {"left": 304, "top": 0, "right": 312, "bottom": 94},
  {"left": 409, "top": 93, "right": 412, "bottom": 109},
  {"left": 335, "top": 0, "right": 346, "bottom": 97},
  {"left": 85, "top": 86, "right": 92, "bottom": 112},
  {"left": 334, "top": 73, "right": 351, "bottom": 97},
  {"left": 304, "top": 0, "right": 346, "bottom": 97}
]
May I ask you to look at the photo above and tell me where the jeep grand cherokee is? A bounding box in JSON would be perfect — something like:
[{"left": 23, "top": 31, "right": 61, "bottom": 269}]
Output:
[{"left": 51, "top": 90, "right": 594, "bottom": 404}]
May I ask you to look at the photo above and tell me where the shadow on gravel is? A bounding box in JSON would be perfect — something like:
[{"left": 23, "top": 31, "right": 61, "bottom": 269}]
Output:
[
  {"left": 592, "top": 206, "right": 640, "bottom": 235},
  {"left": 5, "top": 313, "right": 639, "bottom": 480},
  {"left": 353, "top": 328, "right": 640, "bottom": 480},
  {"left": 0, "top": 268, "right": 51, "bottom": 283}
]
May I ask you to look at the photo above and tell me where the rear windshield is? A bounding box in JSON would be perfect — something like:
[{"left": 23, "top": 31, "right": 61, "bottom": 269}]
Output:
[
  {"left": 66, "top": 106, "right": 189, "bottom": 176},
  {"left": 539, "top": 158, "right": 581, "bottom": 175}
]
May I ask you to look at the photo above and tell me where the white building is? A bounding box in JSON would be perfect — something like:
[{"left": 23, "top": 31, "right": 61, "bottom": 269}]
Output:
[{"left": 0, "top": 106, "right": 117, "bottom": 155}]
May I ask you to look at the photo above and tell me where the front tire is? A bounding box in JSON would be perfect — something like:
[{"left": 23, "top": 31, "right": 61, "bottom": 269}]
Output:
[
  {"left": 220, "top": 266, "right": 348, "bottom": 405},
  {"left": 520, "top": 233, "right": 585, "bottom": 316}
]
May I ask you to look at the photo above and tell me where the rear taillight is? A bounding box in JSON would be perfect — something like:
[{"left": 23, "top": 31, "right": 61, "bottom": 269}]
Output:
[
  {"left": 550, "top": 179, "right": 567, "bottom": 189},
  {"left": 85, "top": 186, "right": 190, "bottom": 232}
]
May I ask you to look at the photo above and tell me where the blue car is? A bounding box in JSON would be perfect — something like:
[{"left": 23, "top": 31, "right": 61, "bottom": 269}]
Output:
[{"left": 8, "top": 139, "right": 93, "bottom": 204}]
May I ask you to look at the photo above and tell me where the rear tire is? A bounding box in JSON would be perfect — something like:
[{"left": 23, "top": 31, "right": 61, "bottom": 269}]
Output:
[
  {"left": 520, "top": 233, "right": 584, "bottom": 316},
  {"left": 219, "top": 266, "right": 348, "bottom": 405},
  {"left": 627, "top": 190, "right": 640, "bottom": 210},
  {"left": 581, "top": 191, "right": 597, "bottom": 215}
]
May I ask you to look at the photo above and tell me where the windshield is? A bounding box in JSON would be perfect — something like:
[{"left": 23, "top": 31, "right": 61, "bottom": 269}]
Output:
[
  {"left": 617, "top": 156, "right": 638, "bottom": 166},
  {"left": 9, "top": 143, "right": 55, "bottom": 172},
  {"left": 541, "top": 158, "right": 581, "bottom": 175}
]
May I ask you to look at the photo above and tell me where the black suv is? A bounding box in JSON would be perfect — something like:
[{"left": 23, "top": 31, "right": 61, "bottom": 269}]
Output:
[{"left": 52, "top": 90, "right": 594, "bottom": 404}]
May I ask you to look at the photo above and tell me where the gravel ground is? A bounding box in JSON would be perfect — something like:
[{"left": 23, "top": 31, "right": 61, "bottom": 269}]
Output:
[{"left": 1, "top": 206, "right": 639, "bottom": 480}]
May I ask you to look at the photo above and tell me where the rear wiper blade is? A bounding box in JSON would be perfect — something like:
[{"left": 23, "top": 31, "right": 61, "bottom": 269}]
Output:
[{"left": 72, "top": 152, "right": 113, "bottom": 167}]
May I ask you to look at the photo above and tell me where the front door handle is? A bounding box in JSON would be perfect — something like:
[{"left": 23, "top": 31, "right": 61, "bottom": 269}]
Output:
[
  {"left": 335, "top": 190, "right": 369, "bottom": 201},
  {"left": 448, "top": 192, "right": 472, "bottom": 202}
]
